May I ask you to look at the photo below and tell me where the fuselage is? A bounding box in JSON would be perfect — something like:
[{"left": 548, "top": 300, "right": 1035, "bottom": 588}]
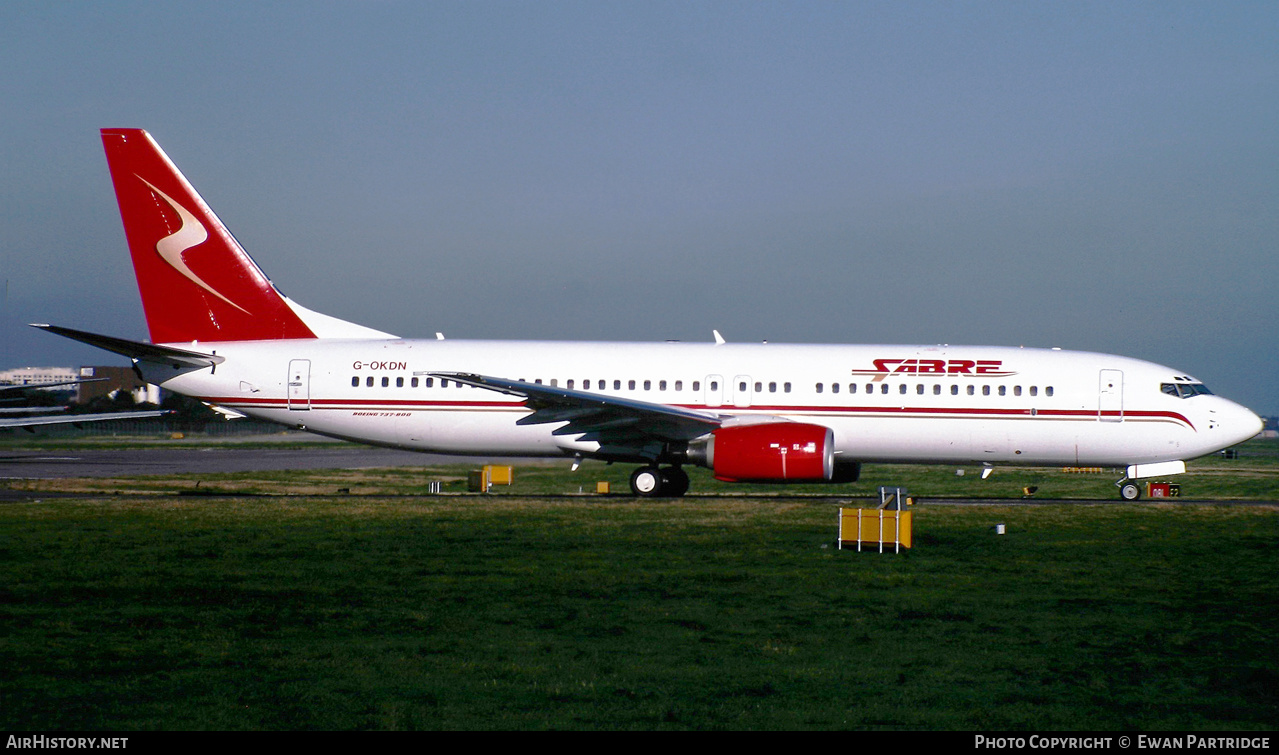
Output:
[
  {"left": 43, "top": 128, "right": 1266, "bottom": 499},
  {"left": 143, "top": 338, "right": 1262, "bottom": 468}
]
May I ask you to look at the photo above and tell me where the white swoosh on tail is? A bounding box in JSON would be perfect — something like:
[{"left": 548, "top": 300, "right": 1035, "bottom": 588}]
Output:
[{"left": 138, "top": 176, "right": 251, "bottom": 315}]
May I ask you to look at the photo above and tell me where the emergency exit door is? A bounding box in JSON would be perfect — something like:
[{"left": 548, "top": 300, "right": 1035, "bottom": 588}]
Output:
[{"left": 287, "top": 359, "right": 311, "bottom": 411}]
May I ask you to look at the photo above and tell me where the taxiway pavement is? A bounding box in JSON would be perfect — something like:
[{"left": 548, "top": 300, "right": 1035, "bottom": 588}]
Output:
[{"left": 0, "top": 445, "right": 528, "bottom": 479}]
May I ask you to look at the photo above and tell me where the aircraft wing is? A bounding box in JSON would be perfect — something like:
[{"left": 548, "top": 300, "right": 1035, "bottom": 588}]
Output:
[
  {"left": 0, "top": 409, "right": 170, "bottom": 431},
  {"left": 431, "top": 372, "right": 722, "bottom": 455}
]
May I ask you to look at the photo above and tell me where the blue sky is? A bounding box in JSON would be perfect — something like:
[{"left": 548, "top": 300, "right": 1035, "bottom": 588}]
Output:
[{"left": 2, "top": 1, "right": 1276, "bottom": 413}]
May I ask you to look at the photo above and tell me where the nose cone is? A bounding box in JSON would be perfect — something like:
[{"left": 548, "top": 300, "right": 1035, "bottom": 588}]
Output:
[{"left": 1221, "top": 400, "right": 1264, "bottom": 447}]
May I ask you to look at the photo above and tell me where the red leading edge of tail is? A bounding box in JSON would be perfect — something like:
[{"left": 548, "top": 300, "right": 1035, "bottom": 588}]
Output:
[{"left": 101, "top": 128, "right": 317, "bottom": 343}]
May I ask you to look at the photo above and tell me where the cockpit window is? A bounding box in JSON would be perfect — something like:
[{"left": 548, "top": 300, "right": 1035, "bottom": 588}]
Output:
[{"left": 1161, "top": 382, "right": 1214, "bottom": 399}]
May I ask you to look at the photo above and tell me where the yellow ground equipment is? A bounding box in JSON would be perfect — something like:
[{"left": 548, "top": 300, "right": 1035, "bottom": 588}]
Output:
[
  {"left": 484, "top": 465, "right": 514, "bottom": 486},
  {"left": 838, "top": 508, "right": 913, "bottom": 552}
]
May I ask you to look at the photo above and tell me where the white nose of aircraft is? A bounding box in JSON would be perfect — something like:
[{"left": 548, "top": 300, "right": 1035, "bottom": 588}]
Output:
[{"left": 1218, "top": 399, "right": 1264, "bottom": 448}]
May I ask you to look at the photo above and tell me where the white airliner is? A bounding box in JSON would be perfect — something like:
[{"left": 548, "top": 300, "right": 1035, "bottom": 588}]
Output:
[{"left": 35, "top": 129, "right": 1263, "bottom": 499}]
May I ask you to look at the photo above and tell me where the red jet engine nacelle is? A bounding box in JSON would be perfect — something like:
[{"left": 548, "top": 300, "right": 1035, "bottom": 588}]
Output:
[{"left": 693, "top": 422, "right": 835, "bottom": 482}]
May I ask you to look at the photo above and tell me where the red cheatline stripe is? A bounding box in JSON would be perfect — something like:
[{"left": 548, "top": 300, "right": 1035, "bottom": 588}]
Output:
[{"left": 200, "top": 396, "right": 1194, "bottom": 430}]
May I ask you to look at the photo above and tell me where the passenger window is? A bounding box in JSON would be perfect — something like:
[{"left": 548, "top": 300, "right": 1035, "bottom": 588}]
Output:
[
  {"left": 916, "top": 384, "right": 924, "bottom": 395},
  {"left": 967, "top": 385, "right": 974, "bottom": 396},
  {"left": 998, "top": 385, "right": 1006, "bottom": 396},
  {"left": 366, "top": 376, "right": 374, "bottom": 387},
  {"left": 1030, "top": 386, "right": 1038, "bottom": 397},
  {"left": 614, "top": 380, "right": 622, "bottom": 390},
  {"left": 899, "top": 384, "right": 907, "bottom": 395},
  {"left": 628, "top": 380, "right": 636, "bottom": 390},
  {"left": 784, "top": 383, "right": 791, "bottom": 393},
  {"left": 351, "top": 376, "right": 359, "bottom": 387},
  {"left": 880, "top": 384, "right": 889, "bottom": 395},
  {"left": 866, "top": 384, "right": 874, "bottom": 394},
  {"left": 660, "top": 380, "right": 667, "bottom": 391},
  {"left": 710, "top": 381, "right": 718, "bottom": 391},
  {"left": 675, "top": 380, "right": 683, "bottom": 391},
  {"left": 1046, "top": 386, "right": 1054, "bottom": 397},
  {"left": 754, "top": 382, "right": 761, "bottom": 393},
  {"left": 382, "top": 377, "right": 389, "bottom": 388},
  {"left": 816, "top": 383, "right": 824, "bottom": 394},
  {"left": 830, "top": 383, "right": 838, "bottom": 394},
  {"left": 1014, "top": 386, "right": 1022, "bottom": 396},
  {"left": 770, "top": 382, "right": 778, "bottom": 393},
  {"left": 412, "top": 377, "right": 419, "bottom": 388},
  {"left": 849, "top": 384, "right": 857, "bottom": 394},
  {"left": 951, "top": 385, "right": 958, "bottom": 395},
  {"left": 982, "top": 385, "right": 989, "bottom": 396},
  {"left": 567, "top": 380, "right": 574, "bottom": 389},
  {"left": 933, "top": 384, "right": 941, "bottom": 395},
  {"left": 397, "top": 377, "right": 404, "bottom": 388},
  {"left": 426, "top": 378, "right": 434, "bottom": 388},
  {"left": 693, "top": 381, "right": 701, "bottom": 391},
  {"left": 644, "top": 380, "right": 651, "bottom": 391}
]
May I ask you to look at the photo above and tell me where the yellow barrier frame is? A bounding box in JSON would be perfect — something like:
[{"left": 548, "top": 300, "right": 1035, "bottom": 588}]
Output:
[{"left": 838, "top": 508, "right": 913, "bottom": 553}]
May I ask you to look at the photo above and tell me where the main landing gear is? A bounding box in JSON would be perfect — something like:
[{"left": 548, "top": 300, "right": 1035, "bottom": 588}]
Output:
[{"left": 629, "top": 466, "right": 690, "bottom": 497}]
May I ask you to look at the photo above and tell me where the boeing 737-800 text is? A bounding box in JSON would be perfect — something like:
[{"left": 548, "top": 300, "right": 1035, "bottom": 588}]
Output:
[{"left": 35, "top": 129, "right": 1263, "bottom": 498}]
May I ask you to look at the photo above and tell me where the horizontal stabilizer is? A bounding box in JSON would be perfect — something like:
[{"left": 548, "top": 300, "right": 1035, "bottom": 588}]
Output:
[
  {"left": 30, "top": 324, "right": 224, "bottom": 369},
  {"left": 205, "top": 403, "right": 248, "bottom": 420}
]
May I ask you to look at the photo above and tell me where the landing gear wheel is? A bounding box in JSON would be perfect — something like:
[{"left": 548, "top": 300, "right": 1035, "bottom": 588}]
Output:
[
  {"left": 660, "top": 467, "right": 690, "bottom": 497},
  {"left": 630, "top": 466, "right": 663, "bottom": 497},
  {"left": 1119, "top": 482, "right": 1142, "bottom": 501}
]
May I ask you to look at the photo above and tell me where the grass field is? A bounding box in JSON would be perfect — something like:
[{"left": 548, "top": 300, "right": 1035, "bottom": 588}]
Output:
[
  {"left": 2, "top": 500, "right": 1276, "bottom": 729},
  {"left": 2, "top": 438, "right": 1276, "bottom": 730}
]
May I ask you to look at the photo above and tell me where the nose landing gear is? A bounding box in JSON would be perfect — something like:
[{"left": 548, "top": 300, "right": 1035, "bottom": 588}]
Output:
[{"left": 1118, "top": 480, "right": 1142, "bottom": 501}]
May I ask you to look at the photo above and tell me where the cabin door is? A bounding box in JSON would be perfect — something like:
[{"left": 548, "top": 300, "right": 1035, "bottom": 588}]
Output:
[
  {"left": 1098, "top": 369, "right": 1123, "bottom": 422},
  {"left": 704, "top": 375, "right": 724, "bottom": 408},
  {"left": 733, "top": 375, "right": 754, "bottom": 408},
  {"left": 287, "top": 359, "right": 311, "bottom": 411}
]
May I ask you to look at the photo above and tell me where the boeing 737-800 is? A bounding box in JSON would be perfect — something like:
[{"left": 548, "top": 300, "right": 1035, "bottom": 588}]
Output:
[{"left": 35, "top": 129, "right": 1263, "bottom": 498}]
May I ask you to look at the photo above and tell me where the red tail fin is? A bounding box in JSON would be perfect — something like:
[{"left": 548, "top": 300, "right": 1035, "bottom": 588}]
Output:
[{"left": 101, "top": 128, "right": 317, "bottom": 343}]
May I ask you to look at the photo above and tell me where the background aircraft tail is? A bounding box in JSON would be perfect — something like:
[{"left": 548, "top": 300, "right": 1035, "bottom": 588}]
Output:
[{"left": 101, "top": 128, "right": 392, "bottom": 343}]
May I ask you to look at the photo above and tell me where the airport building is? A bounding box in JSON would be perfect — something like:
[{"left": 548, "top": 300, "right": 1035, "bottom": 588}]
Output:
[
  {"left": 0, "top": 365, "right": 159, "bottom": 405},
  {"left": 76, "top": 366, "right": 159, "bottom": 405},
  {"left": 0, "top": 366, "right": 79, "bottom": 389}
]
